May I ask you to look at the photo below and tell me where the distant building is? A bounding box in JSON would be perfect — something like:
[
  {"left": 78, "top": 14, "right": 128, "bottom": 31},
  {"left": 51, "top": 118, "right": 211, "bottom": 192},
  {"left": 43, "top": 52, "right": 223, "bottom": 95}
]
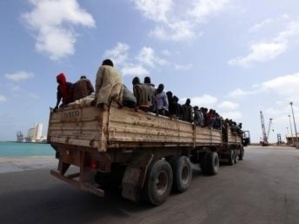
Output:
[
  {"left": 25, "top": 123, "right": 43, "bottom": 142},
  {"left": 16, "top": 131, "right": 24, "bottom": 142},
  {"left": 286, "top": 133, "right": 299, "bottom": 146}
]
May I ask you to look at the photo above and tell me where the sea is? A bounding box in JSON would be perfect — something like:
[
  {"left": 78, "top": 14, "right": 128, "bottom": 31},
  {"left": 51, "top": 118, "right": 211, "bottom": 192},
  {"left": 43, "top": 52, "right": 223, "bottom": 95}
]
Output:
[{"left": 0, "top": 142, "right": 54, "bottom": 158}]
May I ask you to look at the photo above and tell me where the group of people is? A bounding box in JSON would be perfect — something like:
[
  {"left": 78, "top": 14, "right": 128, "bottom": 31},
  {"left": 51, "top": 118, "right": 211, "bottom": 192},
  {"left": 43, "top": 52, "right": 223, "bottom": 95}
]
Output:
[
  {"left": 54, "top": 58, "right": 243, "bottom": 137},
  {"left": 54, "top": 73, "right": 94, "bottom": 110}
]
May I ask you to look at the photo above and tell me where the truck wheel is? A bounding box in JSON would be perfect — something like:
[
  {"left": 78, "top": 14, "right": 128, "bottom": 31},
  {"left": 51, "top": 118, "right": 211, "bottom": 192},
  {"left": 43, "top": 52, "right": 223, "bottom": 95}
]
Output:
[
  {"left": 228, "top": 149, "right": 235, "bottom": 165},
  {"left": 239, "top": 147, "right": 244, "bottom": 160},
  {"left": 170, "top": 156, "right": 192, "bottom": 193},
  {"left": 234, "top": 150, "right": 239, "bottom": 164},
  {"left": 206, "top": 152, "right": 219, "bottom": 175},
  {"left": 144, "top": 159, "right": 173, "bottom": 206}
]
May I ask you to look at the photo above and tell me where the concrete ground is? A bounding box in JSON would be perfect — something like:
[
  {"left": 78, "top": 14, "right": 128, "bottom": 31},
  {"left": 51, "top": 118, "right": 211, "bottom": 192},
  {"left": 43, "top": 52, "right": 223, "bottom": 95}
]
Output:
[{"left": 0, "top": 146, "right": 298, "bottom": 224}]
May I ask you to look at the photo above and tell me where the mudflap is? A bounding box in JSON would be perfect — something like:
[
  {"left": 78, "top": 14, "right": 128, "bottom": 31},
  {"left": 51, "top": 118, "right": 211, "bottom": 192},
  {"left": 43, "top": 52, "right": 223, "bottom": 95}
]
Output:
[{"left": 121, "top": 153, "right": 154, "bottom": 202}]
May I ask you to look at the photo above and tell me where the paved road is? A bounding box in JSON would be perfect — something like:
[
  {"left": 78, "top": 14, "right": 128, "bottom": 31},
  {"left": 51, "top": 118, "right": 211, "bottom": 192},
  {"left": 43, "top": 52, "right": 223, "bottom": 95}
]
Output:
[{"left": 0, "top": 146, "right": 299, "bottom": 224}]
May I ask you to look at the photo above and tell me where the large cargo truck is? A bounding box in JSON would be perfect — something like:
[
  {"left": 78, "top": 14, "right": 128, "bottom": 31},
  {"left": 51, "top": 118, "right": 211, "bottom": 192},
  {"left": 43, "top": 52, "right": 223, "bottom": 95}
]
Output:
[{"left": 47, "top": 103, "right": 247, "bottom": 205}]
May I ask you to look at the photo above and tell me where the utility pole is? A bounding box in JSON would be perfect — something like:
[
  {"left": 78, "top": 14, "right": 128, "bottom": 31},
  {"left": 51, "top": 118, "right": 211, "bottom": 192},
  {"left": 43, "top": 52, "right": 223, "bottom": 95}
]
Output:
[
  {"left": 288, "top": 115, "right": 294, "bottom": 146},
  {"left": 267, "top": 118, "right": 273, "bottom": 142},
  {"left": 290, "top": 102, "right": 298, "bottom": 146},
  {"left": 260, "top": 111, "right": 268, "bottom": 145}
]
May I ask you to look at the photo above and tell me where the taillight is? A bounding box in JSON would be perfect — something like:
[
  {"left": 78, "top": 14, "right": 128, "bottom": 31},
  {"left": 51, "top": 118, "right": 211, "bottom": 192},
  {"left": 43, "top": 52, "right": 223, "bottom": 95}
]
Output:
[{"left": 90, "top": 160, "right": 98, "bottom": 169}]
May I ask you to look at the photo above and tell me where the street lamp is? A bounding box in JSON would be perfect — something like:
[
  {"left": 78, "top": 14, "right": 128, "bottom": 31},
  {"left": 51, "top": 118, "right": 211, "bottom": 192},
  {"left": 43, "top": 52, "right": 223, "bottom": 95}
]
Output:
[
  {"left": 290, "top": 102, "right": 298, "bottom": 146},
  {"left": 288, "top": 115, "right": 294, "bottom": 146}
]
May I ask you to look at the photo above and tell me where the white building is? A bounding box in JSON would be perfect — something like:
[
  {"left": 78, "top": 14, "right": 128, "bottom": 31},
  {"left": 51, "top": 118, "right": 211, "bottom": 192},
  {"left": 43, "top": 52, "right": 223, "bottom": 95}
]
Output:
[
  {"left": 34, "top": 123, "right": 43, "bottom": 141},
  {"left": 26, "top": 123, "right": 43, "bottom": 142}
]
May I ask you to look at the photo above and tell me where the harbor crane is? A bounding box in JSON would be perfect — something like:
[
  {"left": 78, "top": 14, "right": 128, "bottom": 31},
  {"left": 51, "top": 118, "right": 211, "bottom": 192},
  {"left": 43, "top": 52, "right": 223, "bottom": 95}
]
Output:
[
  {"left": 267, "top": 118, "right": 273, "bottom": 141},
  {"left": 260, "top": 111, "right": 273, "bottom": 146}
]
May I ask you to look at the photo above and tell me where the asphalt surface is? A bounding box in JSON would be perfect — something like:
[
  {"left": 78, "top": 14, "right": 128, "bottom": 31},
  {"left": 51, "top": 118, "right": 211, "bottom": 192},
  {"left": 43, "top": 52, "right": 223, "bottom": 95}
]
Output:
[{"left": 0, "top": 146, "right": 299, "bottom": 224}]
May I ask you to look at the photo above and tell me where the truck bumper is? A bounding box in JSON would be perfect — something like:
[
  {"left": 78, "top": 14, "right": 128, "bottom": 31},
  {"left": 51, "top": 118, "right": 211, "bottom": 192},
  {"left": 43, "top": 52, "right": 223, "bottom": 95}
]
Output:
[{"left": 50, "top": 170, "right": 105, "bottom": 197}]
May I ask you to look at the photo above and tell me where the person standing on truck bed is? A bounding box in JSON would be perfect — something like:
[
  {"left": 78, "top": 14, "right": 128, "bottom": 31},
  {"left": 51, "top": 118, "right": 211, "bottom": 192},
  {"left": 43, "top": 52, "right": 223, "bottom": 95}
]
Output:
[
  {"left": 155, "top": 83, "right": 169, "bottom": 116},
  {"left": 72, "top": 75, "right": 94, "bottom": 101},
  {"left": 181, "top": 98, "right": 193, "bottom": 122},
  {"left": 143, "top": 76, "right": 156, "bottom": 112},
  {"left": 93, "top": 59, "right": 123, "bottom": 110},
  {"left": 54, "top": 73, "right": 73, "bottom": 111}
]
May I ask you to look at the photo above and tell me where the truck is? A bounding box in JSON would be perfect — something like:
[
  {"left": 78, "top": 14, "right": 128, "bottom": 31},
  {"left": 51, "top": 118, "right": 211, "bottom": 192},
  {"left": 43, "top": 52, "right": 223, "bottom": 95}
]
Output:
[{"left": 47, "top": 103, "right": 248, "bottom": 205}]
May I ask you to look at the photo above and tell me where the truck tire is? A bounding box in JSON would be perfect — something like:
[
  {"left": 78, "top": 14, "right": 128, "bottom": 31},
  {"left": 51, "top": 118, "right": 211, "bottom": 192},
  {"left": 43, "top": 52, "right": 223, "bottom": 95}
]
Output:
[
  {"left": 143, "top": 159, "right": 173, "bottom": 206},
  {"left": 239, "top": 147, "right": 244, "bottom": 160},
  {"left": 205, "top": 152, "right": 219, "bottom": 175},
  {"left": 170, "top": 156, "right": 192, "bottom": 193},
  {"left": 228, "top": 149, "right": 235, "bottom": 165},
  {"left": 234, "top": 149, "right": 239, "bottom": 164}
]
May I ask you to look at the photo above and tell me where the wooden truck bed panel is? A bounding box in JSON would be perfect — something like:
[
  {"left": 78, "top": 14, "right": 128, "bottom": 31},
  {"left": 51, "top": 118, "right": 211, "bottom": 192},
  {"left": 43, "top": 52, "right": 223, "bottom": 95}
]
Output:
[
  {"left": 48, "top": 105, "right": 241, "bottom": 151},
  {"left": 228, "top": 129, "right": 241, "bottom": 144}
]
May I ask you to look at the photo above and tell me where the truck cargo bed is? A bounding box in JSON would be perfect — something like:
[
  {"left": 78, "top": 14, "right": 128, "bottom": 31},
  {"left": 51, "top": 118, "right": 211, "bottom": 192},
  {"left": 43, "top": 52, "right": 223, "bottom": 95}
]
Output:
[{"left": 48, "top": 104, "right": 232, "bottom": 151}]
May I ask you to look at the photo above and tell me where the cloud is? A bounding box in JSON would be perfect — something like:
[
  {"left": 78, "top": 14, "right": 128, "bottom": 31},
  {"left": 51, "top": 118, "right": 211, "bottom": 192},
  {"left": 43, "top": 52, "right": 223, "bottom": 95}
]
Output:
[
  {"left": 0, "top": 95, "right": 7, "bottom": 103},
  {"left": 137, "top": 47, "right": 167, "bottom": 67},
  {"left": 27, "top": 92, "right": 40, "bottom": 99},
  {"left": 186, "top": 94, "right": 218, "bottom": 106},
  {"left": 258, "top": 72, "right": 299, "bottom": 97},
  {"left": 132, "top": 0, "right": 173, "bottom": 23},
  {"left": 121, "top": 64, "right": 149, "bottom": 77},
  {"left": 5, "top": 71, "right": 34, "bottom": 82},
  {"left": 189, "top": 0, "right": 231, "bottom": 23},
  {"left": 150, "top": 20, "right": 196, "bottom": 41},
  {"left": 103, "top": 42, "right": 167, "bottom": 76},
  {"left": 103, "top": 42, "right": 130, "bottom": 66},
  {"left": 174, "top": 63, "right": 193, "bottom": 70},
  {"left": 249, "top": 18, "right": 273, "bottom": 32},
  {"left": 132, "top": 0, "right": 232, "bottom": 41},
  {"left": 229, "top": 18, "right": 299, "bottom": 67},
  {"left": 22, "top": 0, "right": 95, "bottom": 60},
  {"left": 161, "top": 49, "right": 171, "bottom": 56},
  {"left": 227, "top": 88, "right": 256, "bottom": 98},
  {"left": 228, "top": 72, "right": 299, "bottom": 103},
  {"left": 221, "top": 111, "right": 242, "bottom": 120},
  {"left": 218, "top": 101, "right": 239, "bottom": 110},
  {"left": 228, "top": 41, "right": 287, "bottom": 67}
]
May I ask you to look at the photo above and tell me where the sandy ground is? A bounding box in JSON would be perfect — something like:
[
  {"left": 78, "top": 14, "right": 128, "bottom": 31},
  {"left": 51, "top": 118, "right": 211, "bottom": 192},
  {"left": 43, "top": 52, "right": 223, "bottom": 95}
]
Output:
[{"left": 0, "top": 156, "right": 57, "bottom": 173}]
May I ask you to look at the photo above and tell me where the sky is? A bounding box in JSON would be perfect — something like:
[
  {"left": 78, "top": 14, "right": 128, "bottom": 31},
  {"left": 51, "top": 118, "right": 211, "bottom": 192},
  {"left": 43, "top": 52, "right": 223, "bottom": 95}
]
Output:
[{"left": 1, "top": 0, "right": 299, "bottom": 143}]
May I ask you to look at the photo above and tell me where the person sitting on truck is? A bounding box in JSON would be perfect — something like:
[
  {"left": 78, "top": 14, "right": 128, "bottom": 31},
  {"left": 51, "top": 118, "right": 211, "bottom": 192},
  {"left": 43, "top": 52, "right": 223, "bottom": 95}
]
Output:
[
  {"left": 122, "top": 84, "right": 137, "bottom": 108},
  {"left": 54, "top": 73, "right": 73, "bottom": 111},
  {"left": 166, "top": 91, "right": 178, "bottom": 118},
  {"left": 213, "top": 112, "right": 222, "bottom": 129},
  {"left": 203, "top": 107, "right": 209, "bottom": 126},
  {"left": 173, "top": 95, "right": 183, "bottom": 119},
  {"left": 143, "top": 76, "right": 156, "bottom": 112},
  {"left": 207, "top": 109, "right": 216, "bottom": 128},
  {"left": 155, "top": 84, "right": 169, "bottom": 116},
  {"left": 181, "top": 98, "right": 193, "bottom": 122},
  {"left": 194, "top": 106, "right": 204, "bottom": 126},
  {"left": 72, "top": 75, "right": 94, "bottom": 101},
  {"left": 92, "top": 59, "right": 123, "bottom": 110},
  {"left": 132, "top": 76, "right": 149, "bottom": 112}
]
